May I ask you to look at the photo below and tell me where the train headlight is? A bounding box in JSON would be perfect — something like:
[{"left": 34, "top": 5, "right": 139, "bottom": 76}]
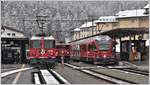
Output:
[
  {"left": 103, "top": 55, "right": 106, "bottom": 58},
  {"left": 56, "top": 52, "right": 58, "bottom": 55},
  {"left": 61, "top": 50, "right": 64, "bottom": 53},
  {"left": 49, "top": 50, "right": 53, "bottom": 53},
  {"left": 67, "top": 52, "right": 69, "bottom": 54}
]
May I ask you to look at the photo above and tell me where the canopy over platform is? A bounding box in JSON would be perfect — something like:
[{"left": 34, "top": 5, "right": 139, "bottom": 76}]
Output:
[{"left": 100, "top": 27, "right": 148, "bottom": 38}]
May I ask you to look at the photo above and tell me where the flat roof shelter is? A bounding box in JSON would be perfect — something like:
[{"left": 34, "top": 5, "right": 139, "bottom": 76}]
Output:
[
  {"left": 1, "top": 25, "right": 29, "bottom": 64},
  {"left": 100, "top": 28, "right": 148, "bottom": 38},
  {"left": 100, "top": 27, "right": 148, "bottom": 61},
  {"left": 69, "top": 27, "right": 148, "bottom": 61}
]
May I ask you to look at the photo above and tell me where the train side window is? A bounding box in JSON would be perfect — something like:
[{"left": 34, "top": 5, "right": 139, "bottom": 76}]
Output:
[{"left": 88, "top": 45, "right": 97, "bottom": 51}]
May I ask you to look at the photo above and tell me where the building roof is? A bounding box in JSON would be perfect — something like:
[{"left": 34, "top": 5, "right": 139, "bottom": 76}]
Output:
[
  {"left": 73, "top": 28, "right": 81, "bottom": 32},
  {"left": 2, "top": 25, "right": 24, "bottom": 34},
  {"left": 80, "top": 21, "right": 96, "bottom": 28},
  {"left": 144, "top": 4, "right": 149, "bottom": 9},
  {"left": 116, "top": 9, "right": 148, "bottom": 18},
  {"left": 95, "top": 16, "right": 118, "bottom": 23}
]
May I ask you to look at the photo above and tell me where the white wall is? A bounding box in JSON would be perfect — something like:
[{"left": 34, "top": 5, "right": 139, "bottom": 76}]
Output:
[{"left": 1, "top": 28, "right": 25, "bottom": 38}]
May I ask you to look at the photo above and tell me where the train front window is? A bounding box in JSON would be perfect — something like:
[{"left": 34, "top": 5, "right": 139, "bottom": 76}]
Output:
[
  {"left": 44, "top": 40, "right": 55, "bottom": 48},
  {"left": 96, "top": 40, "right": 110, "bottom": 51},
  {"left": 33, "top": 40, "right": 41, "bottom": 48},
  {"left": 99, "top": 44, "right": 110, "bottom": 50}
]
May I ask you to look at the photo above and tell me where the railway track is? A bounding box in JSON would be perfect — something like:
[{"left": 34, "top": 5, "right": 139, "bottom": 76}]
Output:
[
  {"left": 115, "top": 68, "right": 149, "bottom": 76},
  {"left": 70, "top": 61, "right": 149, "bottom": 76},
  {"left": 32, "top": 69, "right": 70, "bottom": 84},
  {"left": 64, "top": 63, "right": 135, "bottom": 84}
]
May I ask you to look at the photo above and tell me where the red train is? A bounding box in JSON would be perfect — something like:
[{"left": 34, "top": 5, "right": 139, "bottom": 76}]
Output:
[
  {"left": 70, "top": 35, "right": 118, "bottom": 65},
  {"left": 28, "top": 35, "right": 57, "bottom": 68},
  {"left": 56, "top": 43, "right": 71, "bottom": 63}
]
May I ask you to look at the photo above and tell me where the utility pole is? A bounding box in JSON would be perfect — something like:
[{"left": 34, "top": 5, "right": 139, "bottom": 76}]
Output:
[
  {"left": 36, "top": 15, "right": 48, "bottom": 34},
  {"left": 92, "top": 18, "right": 94, "bottom": 35},
  {"left": 22, "top": 18, "right": 26, "bottom": 36}
]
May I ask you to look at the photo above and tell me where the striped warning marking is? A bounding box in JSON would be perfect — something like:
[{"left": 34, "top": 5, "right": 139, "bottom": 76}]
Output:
[
  {"left": 40, "top": 70, "right": 59, "bottom": 84},
  {"left": 34, "top": 73, "right": 41, "bottom": 84},
  {"left": 50, "top": 69, "right": 70, "bottom": 84}
]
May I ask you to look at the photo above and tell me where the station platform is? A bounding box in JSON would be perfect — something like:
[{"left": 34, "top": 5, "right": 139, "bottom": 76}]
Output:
[{"left": 129, "top": 58, "right": 149, "bottom": 71}]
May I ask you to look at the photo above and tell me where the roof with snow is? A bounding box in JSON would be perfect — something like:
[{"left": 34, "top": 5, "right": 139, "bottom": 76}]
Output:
[
  {"left": 144, "top": 4, "right": 149, "bottom": 9},
  {"left": 80, "top": 21, "right": 96, "bottom": 28},
  {"left": 30, "top": 36, "right": 55, "bottom": 40},
  {"left": 95, "top": 16, "right": 118, "bottom": 23},
  {"left": 116, "top": 9, "right": 148, "bottom": 18},
  {"left": 73, "top": 28, "right": 81, "bottom": 32}
]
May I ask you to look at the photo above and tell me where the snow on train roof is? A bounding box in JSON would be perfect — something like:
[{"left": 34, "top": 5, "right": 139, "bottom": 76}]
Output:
[
  {"left": 70, "top": 35, "right": 111, "bottom": 44},
  {"left": 30, "top": 36, "right": 55, "bottom": 40}
]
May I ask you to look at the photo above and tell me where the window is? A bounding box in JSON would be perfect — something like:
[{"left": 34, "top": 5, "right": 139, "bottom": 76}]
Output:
[
  {"left": 44, "top": 40, "right": 55, "bottom": 48},
  {"left": 7, "top": 33, "right": 10, "bottom": 36},
  {"left": 99, "top": 44, "right": 110, "bottom": 51},
  {"left": 88, "top": 45, "right": 97, "bottom": 51},
  {"left": 96, "top": 40, "right": 111, "bottom": 51},
  {"left": 141, "top": 17, "right": 146, "bottom": 21},
  {"left": 106, "top": 24, "right": 109, "bottom": 27},
  {"left": 12, "top": 33, "right": 15, "bottom": 36},
  {"left": 32, "top": 40, "right": 41, "bottom": 48},
  {"left": 131, "top": 18, "right": 135, "bottom": 23}
]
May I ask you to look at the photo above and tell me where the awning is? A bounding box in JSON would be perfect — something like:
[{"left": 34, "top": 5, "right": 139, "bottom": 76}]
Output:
[{"left": 100, "top": 27, "right": 149, "bottom": 38}]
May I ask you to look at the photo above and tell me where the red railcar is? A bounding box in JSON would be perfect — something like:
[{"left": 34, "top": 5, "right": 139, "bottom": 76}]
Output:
[
  {"left": 28, "top": 35, "right": 57, "bottom": 68},
  {"left": 56, "top": 43, "right": 71, "bottom": 63},
  {"left": 70, "top": 35, "right": 117, "bottom": 65}
]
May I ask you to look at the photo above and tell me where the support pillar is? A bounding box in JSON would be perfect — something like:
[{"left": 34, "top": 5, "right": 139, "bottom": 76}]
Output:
[
  {"left": 119, "top": 36, "right": 122, "bottom": 60},
  {"left": 20, "top": 40, "right": 26, "bottom": 64},
  {"left": 129, "top": 35, "right": 132, "bottom": 61},
  {"left": 113, "top": 36, "right": 116, "bottom": 58}
]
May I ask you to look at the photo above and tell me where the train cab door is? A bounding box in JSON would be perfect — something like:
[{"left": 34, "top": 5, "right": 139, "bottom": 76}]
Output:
[{"left": 87, "top": 42, "right": 97, "bottom": 61}]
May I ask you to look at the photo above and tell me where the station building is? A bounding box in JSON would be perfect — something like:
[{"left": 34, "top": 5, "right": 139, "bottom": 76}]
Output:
[
  {"left": 71, "top": 4, "right": 149, "bottom": 62},
  {"left": 72, "top": 28, "right": 81, "bottom": 40},
  {"left": 1, "top": 25, "right": 28, "bottom": 64},
  {"left": 79, "top": 21, "right": 96, "bottom": 38}
]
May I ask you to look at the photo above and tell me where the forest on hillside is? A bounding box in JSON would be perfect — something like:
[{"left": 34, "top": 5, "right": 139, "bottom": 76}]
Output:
[{"left": 1, "top": 1, "right": 148, "bottom": 42}]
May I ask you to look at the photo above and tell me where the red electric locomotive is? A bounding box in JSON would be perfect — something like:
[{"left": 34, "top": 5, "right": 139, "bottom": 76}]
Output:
[
  {"left": 56, "top": 43, "right": 71, "bottom": 63},
  {"left": 28, "top": 35, "right": 57, "bottom": 68},
  {"left": 70, "top": 35, "right": 118, "bottom": 65}
]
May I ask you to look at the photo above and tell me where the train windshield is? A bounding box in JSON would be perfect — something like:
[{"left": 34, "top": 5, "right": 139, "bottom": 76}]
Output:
[
  {"left": 44, "top": 40, "right": 55, "bottom": 48},
  {"left": 99, "top": 44, "right": 110, "bottom": 50},
  {"left": 96, "top": 40, "right": 110, "bottom": 51},
  {"left": 32, "top": 40, "right": 41, "bottom": 48}
]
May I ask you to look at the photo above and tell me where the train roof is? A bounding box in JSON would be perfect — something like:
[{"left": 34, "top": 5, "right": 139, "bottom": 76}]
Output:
[
  {"left": 30, "top": 35, "right": 55, "bottom": 40},
  {"left": 70, "top": 35, "right": 111, "bottom": 45}
]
